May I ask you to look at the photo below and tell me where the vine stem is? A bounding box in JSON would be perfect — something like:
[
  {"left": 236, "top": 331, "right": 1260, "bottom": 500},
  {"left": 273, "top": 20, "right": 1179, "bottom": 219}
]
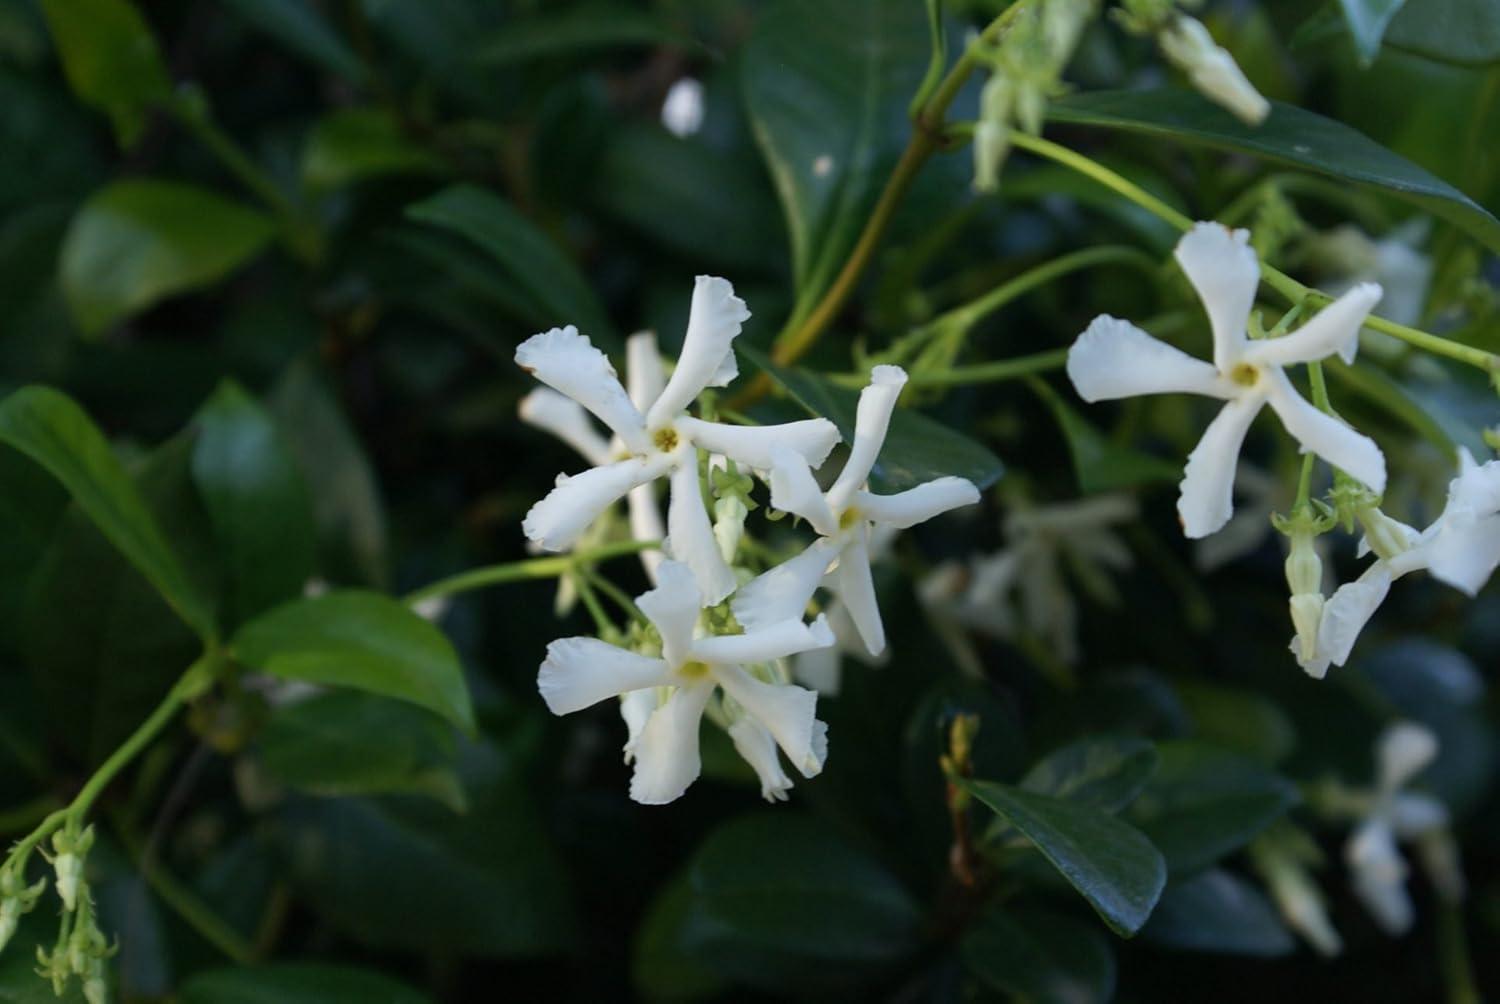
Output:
[
  {"left": 1006, "top": 131, "right": 1500, "bottom": 376},
  {"left": 873, "top": 347, "right": 1068, "bottom": 388},
  {"left": 402, "top": 539, "right": 659, "bottom": 606}
]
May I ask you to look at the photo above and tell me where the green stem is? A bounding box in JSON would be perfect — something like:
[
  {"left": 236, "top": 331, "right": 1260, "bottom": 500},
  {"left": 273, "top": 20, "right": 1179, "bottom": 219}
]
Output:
[
  {"left": 571, "top": 571, "right": 616, "bottom": 640},
  {"left": 1438, "top": 902, "right": 1481, "bottom": 1004},
  {"left": 940, "top": 246, "right": 1158, "bottom": 333},
  {"left": 891, "top": 347, "right": 1069, "bottom": 388},
  {"left": 582, "top": 567, "right": 644, "bottom": 623},
  {"left": 402, "top": 539, "right": 658, "bottom": 606},
  {"left": 1307, "top": 360, "right": 1333, "bottom": 414}
]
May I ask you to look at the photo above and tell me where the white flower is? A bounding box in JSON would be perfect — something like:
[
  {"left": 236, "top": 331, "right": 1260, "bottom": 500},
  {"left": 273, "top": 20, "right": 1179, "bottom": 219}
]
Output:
[
  {"left": 1310, "top": 220, "right": 1432, "bottom": 330},
  {"left": 1344, "top": 722, "right": 1459, "bottom": 936},
  {"left": 789, "top": 525, "right": 897, "bottom": 695},
  {"left": 736, "top": 366, "right": 981, "bottom": 659},
  {"left": 1067, "top": 223, "right": 1386, "bottom": 539},
  {"left": 1158, "top": 16, "right": 1270, "bottom": 125},
  {"left": 537, "top": 561, "right": 834, "bottom": 805},
  {"left": 516, "top": 277, "right": 840, "bottom": 605},
  {"left": 661, "top": 77, "right": 705, "bottom": 137}
]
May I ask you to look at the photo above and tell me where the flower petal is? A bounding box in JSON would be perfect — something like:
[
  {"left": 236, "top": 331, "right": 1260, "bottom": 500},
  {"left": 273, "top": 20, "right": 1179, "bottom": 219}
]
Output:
[
  {"left": 855, "top": 477, "right": 980, "bottom": 529},
  {"left": 1317, "top": 562, "right": 1393, "bottom": 668},
  {"left": 629, "top": 681, "right": 714, "bottom": 804},
  {"left": 1388, "top": 792, "right": 1448, "bottom": 838},
  {"left": 636, "top": 559, "right": 703, "bottom": 667},
  {"left": 833, "top": 531, "right": 885, "bottom": 656},
  {"left": 1345, "top": 819, "right": 1413, "bottom": 936},
  {"left": 691, "top": 614, "right": 836, "bottom": 666},
  {"left": 792, "top": 646, "right": 842, "bottom": 695},
  {"left": 626, "top": 330, "right": 667, "bottom": 412},
  {"left": 767, "top": 448, "right": 838, "bottom": 534},
  {"left": 1066, "top": 316, "right": 1229, "bottom": 402},
  {"left": 516, "top": 326, "right": 649, "bottom": 453},
  {"left": 645, "top": 276, "right": 750, "bottom": 428},
  {"left": 626, "top": 483, "right": 666, "bottom": 580},
  {"left": 1377, "top": 721, "right": 1439, "bottom": 793},
  {"left": 523, "top": 454, "right": 672, "bottom": 551},
  {"left": 728, "top": 718, "right": 794, "bottom": 802},
  {"left": 1177, "top": 393, "right": 1264, "bottom": 539},
  {"left": 518, "top": 389, "right": 613, "bottom": 466},
  {"left": 537, "top": 637, "right": 673, "bottom": 715},
  {"left": 665, "top": 460, "right": 737, "bottom": 605},
  {"left": 1173, "top": 222, "right": 1259, "bottom": 370},
  {"left": 713, "top": 664, "right": 826, "bottom": 778},
  {"left": 731, "top": 538, "right": 839, "bottom": 632},
  {"left": 1245, "top": 283, "right": 1382, "bottom": 369},
  {"left": 1264, "top": 369, "right": 1386, "bottom": 493},
  {"left": 827, "top": 365, "right": 909, "bottom": 509},
  {"left": 620, "top": 688, "right": 658, "bottom": 763},
  {"left": 1425, "top": 513, "right": 1500, "bottom": 596},
  {"left": 678, "top": 417, "right": 840, "bottom": 472}
]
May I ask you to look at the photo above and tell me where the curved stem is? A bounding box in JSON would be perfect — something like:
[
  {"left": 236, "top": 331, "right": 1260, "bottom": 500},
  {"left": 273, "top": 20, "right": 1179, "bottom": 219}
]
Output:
[
  {"left": 897, "top": 348, "right": 1069, "bottom": 388},
  {"left": 403, "top": 539, "right": 659, "bottom": 606}
]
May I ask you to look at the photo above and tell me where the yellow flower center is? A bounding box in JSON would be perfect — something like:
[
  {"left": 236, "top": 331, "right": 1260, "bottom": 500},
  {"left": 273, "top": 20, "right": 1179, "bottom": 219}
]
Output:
[
  {"left": 838, "top": 506, "right": 862, "bottom": 531},
  {"left": 1229, "top": 362, "right": 1260, "bottom": 387},
  {"left": 679, "top": 660, "right": 710, "bottom": 680},
  {"left": 653, "top": 427, "right": 680, "bottom": 452}
]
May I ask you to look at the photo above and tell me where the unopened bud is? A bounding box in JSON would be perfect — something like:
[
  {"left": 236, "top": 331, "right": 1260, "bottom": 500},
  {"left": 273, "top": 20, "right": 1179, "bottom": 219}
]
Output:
[
  {"left": 713, "top": 495, "right": 748, "bottom": 564},
  {"left": 1158, "top": 16, "right": 1269, "bottom": 125},
  {"left": 1284, "top": 531, "right": 1323, "bottom": 598},
  {"left": 1289, "top": 593, "right": 1324, "bottom": 661},
  {"left": 1356, "top": 505, "right": 1415, "bottom": 563}
]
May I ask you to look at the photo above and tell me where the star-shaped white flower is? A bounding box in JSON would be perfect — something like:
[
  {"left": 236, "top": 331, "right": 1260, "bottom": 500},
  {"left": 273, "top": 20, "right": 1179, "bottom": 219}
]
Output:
[
  {"left": 1067, "top": 222, "right": 1387, "bottom": 539},
  {"left": 516, "top": 276, "right": 840, "bottom": 604},
  {"left": 537, "top": 560, "right": 833, "bottom": 805},
  {"left": 732, "top": 365, "right": 982, "bottom": 659}
]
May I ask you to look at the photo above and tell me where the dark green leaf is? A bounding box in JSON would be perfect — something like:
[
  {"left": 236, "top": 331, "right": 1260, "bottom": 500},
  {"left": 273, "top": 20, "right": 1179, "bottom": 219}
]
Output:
[
  {"left": 0, "top": 447, "right": 66, "bottom": 651},
  {"left": 301, "top": 108, "right": 444, "bottom": 191},
  {"left": 192, "top": 380, "right": 317, "bottom": 628},
  {"left": 1021, "top": 735, "right": 1159, "bottom": 813},
  {"left": 37, "top": 0, "right": 170, "bottom": 146},
  {"left": 258, "top": 692, "right": 466, "bottom": 811},
  {"left": 1176, "top": 682, "right": 1296, "bottom": 765},
  {"left": 1141, "top": 868, "right": 1295, "bottom": 956},
  {"left": 1030, "top": 378, "right": 1180, "bottom": 494},
  {"left": 964, "top": 781, "right": 1166, "bottom": 936},
  {"left": 632, "top": 874, "right": 727, "bottom": 1001},
  {"left": 0, "top": 386, "right": 214, "bottom": 639},
  {"left": 1127, "top": 741, "right": 1299, "bottom": 875},
  {"left": 1384, "top": 0, "right": 1500, "bottom": 64},
  {"left": 219, "top": 0, "right": 366, "bottom": 80},
  {"left": 961, "top": 908, "right": 1116, "bottom": 1004},
  {"left": 231, "top": 591, "right": 475, "bottom": 735},
  {"left": 406, "top": 184, "right": 616, "bottom": 347},
  {"left": 742, "top": 0, "right": 929, "bottom": 305},
  {"left": 60, "top": 180, "right": 275, "bottom": 336},
  {"left": 474, "top": 5, "right": 699, "bottom": 65},
  {"left": 1337, "top": 0, "right": 1408, "bottom": 64},
  {"left": 742, "top": 346, "right": 1003, "bottom": 492},
  {"left": 1048, "top": 89, "right": 1500, "bottom": 255},
  {"left": 180, "top": 964, "right": 432, "bottom": 1004}
]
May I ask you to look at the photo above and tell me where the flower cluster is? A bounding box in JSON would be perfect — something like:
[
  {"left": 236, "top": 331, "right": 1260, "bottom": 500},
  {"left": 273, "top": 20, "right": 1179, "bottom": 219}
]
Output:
[{"left": 517, "top": 277, "right": 981, "bottom": 803}]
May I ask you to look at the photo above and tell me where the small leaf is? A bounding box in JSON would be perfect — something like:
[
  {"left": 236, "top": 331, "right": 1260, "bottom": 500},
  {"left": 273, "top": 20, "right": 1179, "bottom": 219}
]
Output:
[
  {"left": 1127, "top": 741, "right": 1299, "bottom": 875},
  {"left": 301, "top": 108, "right": 444, "bottom": 191},
  {"left": 0, "top": 385, "right": 214, "bottom": 639},
  {"left": 180, "top": 964, "right": 432, "bottom": 1004},
  {"left": 1021, "top": 735, "right": 1159, "bottom": 813},
  {"left": 964, "top": 780, "right": 1166, "bottom": 936},
  {"left": 192, "top": 380, "right": 317, "bottom": 628},
  {"left": 37, "top": 0, "right": 170, "bottom": 146},
  {"left": 1030, "top": 378, "right": 1180, "bottom": 494},
  {"left": 961, "top": 908, "right": 1116, "bottom": 1004},
  {"left": 473, "top": 5, "right": 700, "bottom": 65},
  {"left": 1048, "top": 89, "right": 1500, "bottom": 256},
  {"left": 219, "top": 0, "right": 366, "bottom": 80},
  {"left": 60, "top": 180, "right": 275, "bottom": 336},
  {"left": 742, "top": 346, "right": 1003, "bottom": 492},
  {"left": 1141, "top": 868, "right": 1295, "bottom": 956},
  {"left": 231, "top": 591, "right": 475, "bottom": 735},
  {"left": 406, "top": 184, "right": 616, "bottom": 347},
  {"left": 1337, "top": 0, "right": 1409, "bottom": 64}
]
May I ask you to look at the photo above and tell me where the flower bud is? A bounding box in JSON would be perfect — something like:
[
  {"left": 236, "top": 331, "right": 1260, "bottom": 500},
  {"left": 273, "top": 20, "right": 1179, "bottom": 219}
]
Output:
[
  {"left": 1284, "top": 530, "right": 1323, "bottom": 599},
  {"left": 713, "top": 495, "right": 748, "bottom": 564},
  {"left": 1158, "top": 16, "right": 1269, "bottom": 125},
  {"left": 1289, "top": 593, "right": 1324, "bottom": 661},
  {"left": 1356, "top": 505, "right": 1416, "bottom": 563},
  {"left": 0, "top": 899, "right": 20, "bottom": 954}
]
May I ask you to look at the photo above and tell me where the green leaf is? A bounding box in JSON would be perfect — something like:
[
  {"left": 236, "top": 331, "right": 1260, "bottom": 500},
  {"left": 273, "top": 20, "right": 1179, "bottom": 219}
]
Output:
[
  {"left": 180, "top": 964, "right": 432, "bottom": 1004},
  {"left": 964, "top": 780, "right": 1166, "bottom": 936},
  {"left": 37, "top": 0, "right": 170, "bottom": 146},
  {"left": 1176, "top": 682, "right": 1296, "bottom": 765},
  {"left": 60, "top": 180, "right": 275, "bottom": 336},
  {"left": 1337, "top": 0, "right": 1409, "bottom": 64},
  {"left": 231, "top": 591, "right": 475, "bottom": 735},
  {"left": 1021, "top": 735, "right": 1159, "bottom": 813},
  {"left": 1141, "top": 868, "right": 1295, "bottom": 956},
  {"left": 301, "top": 108, "right": 444, "bottom": 191},
  {"left": 258, "top": 692, "right": 466, "bottom": 812},
  {"left": 961, "top": 908, "right": 1116, "bottom": 1004},
  {"left": 406, "top": 184, "right": 616, "bottom": 348},
  {"left": 0, "top": 385, "right": 214, "bottom": 639},
  {"left": 1048, "top": 89, "right": 1500, "bottom": 256},
  {"left": 742, "top": 345, "right": 1003, "bottom": 492},
  {"left": 1029, "top": 378, "right": 1179, "bottom": 494},
  {"left": 219, "top": 0, "right": 366, "bottom": 80},
  {"left": 742, "top": 0, "right": 929, "bottom": 305},
  {"left": 686, "top": 813, "right": 922, "bottom": 990},
  {"left": 1384, "top": 0, "right": 1500, "bottom": 64},
  {"left": 1127, "top": 741, "right": 1299, "bottom": 875},
  {"left": 632, "top": 874, "right": 727, "bottom": 1002},
  {"left": 192, "top": 380, "right": 317, "bottom": 629},
  {"left": 473, "top": 5, "right": 699, "bottom": 65}
]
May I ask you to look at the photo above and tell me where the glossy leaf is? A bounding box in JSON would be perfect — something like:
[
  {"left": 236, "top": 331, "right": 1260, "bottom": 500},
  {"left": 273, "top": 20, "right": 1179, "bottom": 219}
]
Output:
[
  {"left": 1021, "top": 735, "right": 1159, "bottom": 813},
  {"left": 406, "top": 184, "right": 616, "bottom": 347},
  {"left": 37, "top": 0, "right": 170, "bottom": 146},
  {"left": 743, "top": 346, "right": 1003, "bottom": 492},
  {"left": 1127, "top": 741, "right": 1299, "bottom": 875},
  {"left": 192, "top": 380, "right": 317, "bottom": 628},
  {"left": 1337, "top": 0, "right": 1409, "bottom": 64},
  {"left": 1141, "top": 868, "right": 1295, "bottom": 956},
  {"left": 231, "top": 591, "right": 475, "bottom": 735},
  {"left": 742, "top": 0, "right": 929, "bottom": 304},
  {"left": 258, "top": 692, "right": 466, "bottom": 812},
  {"left": 0, "top": 385, "right": 214, "bottom": 639},
  {"left": 302, "top": 108, "right": 443, "bottom": 191},
  {"left": 180, "top": 964, "right": 432, "bottom": 1004},
  {"left": 1031, "top": 378, "right": 1180, "bottom": 494},
  {"left": 1384, "top": 0, "right": 1500, "bottom": 64},
  {"left": 1048, "top": 89, "right": 1500, "bottom": 255},
  {"left": 962, "top": 908, "right": 1116, "bottom": 1004},
  {"left": 964, "top": 780, "right": 1166, "bottom": 936},
  {"left": 60, "top": 180, "right": 275, "bottom": 336},
  {"left": 219, "top": 0, "right": 366, "bottom": 80}
]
